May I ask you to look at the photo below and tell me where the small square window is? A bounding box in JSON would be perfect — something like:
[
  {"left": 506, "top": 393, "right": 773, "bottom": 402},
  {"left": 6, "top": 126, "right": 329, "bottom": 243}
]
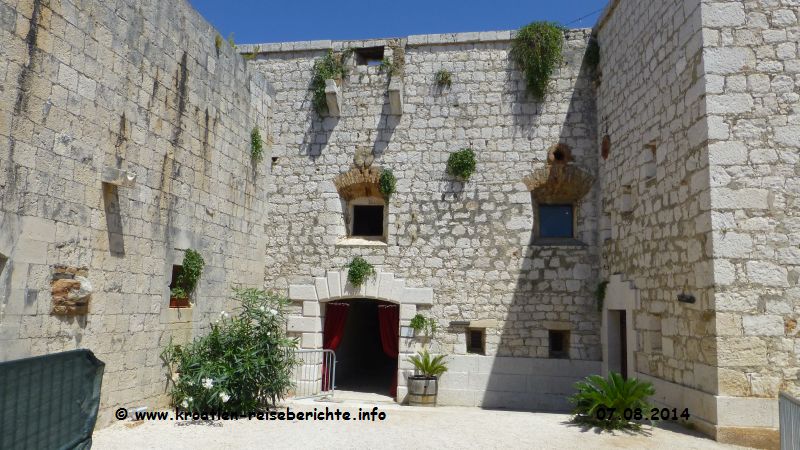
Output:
[
  {"left": 467, "top": 329, "right": 485, "bottom": 355},
  {"left": 548, "top": 330, "right": 570, "bottom": 359},
  {"left": 352, "top": 205, "right": 384, "bottom": 237},
  {"left": 539, "top": 204, "right": 574, "bottom": 238},
  {"left": 354, "top": 47, "right": 385, "bottom": 66}
]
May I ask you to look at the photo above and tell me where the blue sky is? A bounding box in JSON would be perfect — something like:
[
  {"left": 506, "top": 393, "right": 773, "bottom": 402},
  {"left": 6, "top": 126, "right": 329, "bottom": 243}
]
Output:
[{"left": 188, "top": 0, "right": 608, "bottom": 44}]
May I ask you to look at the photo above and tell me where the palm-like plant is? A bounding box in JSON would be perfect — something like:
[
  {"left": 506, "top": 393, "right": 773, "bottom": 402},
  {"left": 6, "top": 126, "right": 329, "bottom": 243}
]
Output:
[
  {"left": 569, "top": 372, "right": 655, "bottom": 430},
  {"left": 407, "top": 350, "right": 448, "bottom": 378}
]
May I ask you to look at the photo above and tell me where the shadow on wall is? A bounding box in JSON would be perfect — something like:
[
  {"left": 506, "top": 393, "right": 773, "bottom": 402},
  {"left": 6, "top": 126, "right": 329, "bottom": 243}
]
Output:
[{"left": 454, "top": 33, "right": 602, "bottom": 412}]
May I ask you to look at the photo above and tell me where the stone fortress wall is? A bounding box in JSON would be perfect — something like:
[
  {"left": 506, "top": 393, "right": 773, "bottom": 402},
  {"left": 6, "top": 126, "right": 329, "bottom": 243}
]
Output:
[
  {"left": 0, "top": 0, "right": 796, "bottom": 444},
  {"left": 242, "top": 29, "right": 603, "bottom": 410},
  {"left": 0, "top": 0, "right": 272, "bottom": 427}
]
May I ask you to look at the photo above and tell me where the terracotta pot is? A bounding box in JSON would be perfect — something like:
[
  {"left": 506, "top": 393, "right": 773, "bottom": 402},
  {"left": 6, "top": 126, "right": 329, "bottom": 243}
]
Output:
[{"left": 169, "top": 297, "right": 190, "bottom": 308}]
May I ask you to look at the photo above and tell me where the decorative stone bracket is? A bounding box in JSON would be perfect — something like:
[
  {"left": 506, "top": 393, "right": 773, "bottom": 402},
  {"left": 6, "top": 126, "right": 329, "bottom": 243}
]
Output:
[
  {"left": 388, "top": 78, "right": 403, "bottom": 115},
  {"left": 334, "top": 166, "right": 382, "bottom": 200},
  {"left": 324, "top": 79, "right": 341, "bottom": 117},
  {"left": 523, "top": 164, "right": 595, "bottom": 204},
  {"left": 51, "top": 266, "right": 93, "bottom": 315}
]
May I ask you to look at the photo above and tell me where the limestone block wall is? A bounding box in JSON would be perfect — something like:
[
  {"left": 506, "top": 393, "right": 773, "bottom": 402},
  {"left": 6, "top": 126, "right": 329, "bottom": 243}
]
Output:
[
  {"left": 701, "top": 0, "right": 800, "bottom": 428},
  {"left": 596, "top": 0, "right": 720, "bottom": 429},
  {"left": 245, "top": 29, "right": 600, "bottom": 409},
  {"left": 0, "top": 0, "right": 271, "bottom": 427}
]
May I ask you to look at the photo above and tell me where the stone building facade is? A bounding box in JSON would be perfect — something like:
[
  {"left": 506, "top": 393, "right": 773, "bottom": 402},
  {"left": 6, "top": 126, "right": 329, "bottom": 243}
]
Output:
[{"left": 0, "top": 0, "right": 797, "bottom": 446}]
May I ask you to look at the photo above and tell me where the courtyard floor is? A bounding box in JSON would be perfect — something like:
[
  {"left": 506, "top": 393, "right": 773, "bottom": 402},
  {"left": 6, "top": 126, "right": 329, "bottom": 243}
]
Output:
[{"left": 92, "top": 397, "right": 751, "bottom": 450}]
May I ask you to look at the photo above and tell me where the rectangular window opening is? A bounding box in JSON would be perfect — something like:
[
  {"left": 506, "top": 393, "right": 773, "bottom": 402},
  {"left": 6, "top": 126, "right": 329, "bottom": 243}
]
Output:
[
  {"left": 548, "top": 330, "right": 570, "bottom": 359},
  {"left": 538, "top": 204, "right": 574, "bottom": 239},
  {"left": 355, "top": 46, "right": 385, "bottom": 66},
  {"left": 467, "top": 329, "right": 485, "bottom": 355},
  {"left": 352, "top": 205, "right": 385, "bottom": 237},
  {"left": 169, "top": 264, "right": 190, "bottom": 308}
]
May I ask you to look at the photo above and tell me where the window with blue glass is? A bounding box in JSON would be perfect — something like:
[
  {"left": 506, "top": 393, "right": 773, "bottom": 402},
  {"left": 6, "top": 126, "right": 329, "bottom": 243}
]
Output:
[{"left": 538, "top": 204, "right": 574, "bottom": 238}]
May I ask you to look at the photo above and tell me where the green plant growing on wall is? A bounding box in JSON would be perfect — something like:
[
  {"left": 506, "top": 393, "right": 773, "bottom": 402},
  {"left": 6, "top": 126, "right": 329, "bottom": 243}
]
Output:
[
  {"left": 250, "top": 127, "right": 264, "bottom": 162},
  {"left": 447, "top": 148, "right": 477, "bottom": 181},
  {"left": 347, "top": 256, "right": 375, "bottom": 287},
  {"left": 379, "top": 57, "right": 395, "bottom": 75},
  {"left": 215, "top": 34, "right": 223, "bottom": 53},
  {"left": 171, "top": 249, "right": 205, "bottom": 299},
  {"left": 409, "top": 313, "right": 438, "bottom": 339},
  {"left": 311, "top": 50, "right": 348, "bottom": 116},
  {"left": 510, "top": 21, "right": 565, "bottom": 101},
  {"left": 378, "top": 169, "right": 397, "bottom": 199},
  {"left": 595, "top": 280, "right": 608, "bottom": 312},
  {"left": 434, "top": 68, "right": 452, "bottom": 89},
  {"left": 227, "top": 33, "right": 237, "bottom": 50}
]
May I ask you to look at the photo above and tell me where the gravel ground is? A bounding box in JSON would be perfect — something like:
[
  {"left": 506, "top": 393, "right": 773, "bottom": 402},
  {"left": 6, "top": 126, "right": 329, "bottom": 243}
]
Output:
[{"left": 93, "top": 400, "right": 751, "bottom": 450}]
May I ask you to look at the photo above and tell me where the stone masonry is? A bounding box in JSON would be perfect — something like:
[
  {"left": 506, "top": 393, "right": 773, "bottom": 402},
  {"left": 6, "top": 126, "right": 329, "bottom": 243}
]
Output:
[
  {"left": 0, "top": 0, "right": 271, "bottom": 427},
  {"left": 0, "top": 0, "right": 797, "bottom": 445}
]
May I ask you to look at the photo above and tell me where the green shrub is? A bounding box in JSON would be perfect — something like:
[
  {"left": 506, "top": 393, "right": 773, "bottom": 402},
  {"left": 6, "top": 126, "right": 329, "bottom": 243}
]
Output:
[
  {"left": 511, "top": 21, "right": 565, "bottom": 101},
  {"left": 407, "top": 350, "right": 448, "bottom": 378},
  {"left": 214, "top": 34, "right": 223, "bottom": 53},
  {"left": 347, "top": 256, "right": 375, "bottom": 287},
  {"left": 311, "top": 50, "right": 347, "bottom": 115},
  {"left": 251, "top": 127, "right": 264, "bottom": 162},
  {"left": 447, "top": 148, "right": 477, "bottom": 180},
  {"left": 227, "top": 33, "right": 237, "bottom": 50},
  {"left": 434, "top": 68, "right": 452, "bottom": 88},
  {"left": 569, "top": 372, "right": 655, "bottom": 430},
  {"left": 379, "top": 169, "right": 397, "bottom": 198},
  {"left": 170, "top": 249, "right": 204, "bottom": 299},
  {"left": 161, "top": 288, "right": 298, "bottom": 412}
]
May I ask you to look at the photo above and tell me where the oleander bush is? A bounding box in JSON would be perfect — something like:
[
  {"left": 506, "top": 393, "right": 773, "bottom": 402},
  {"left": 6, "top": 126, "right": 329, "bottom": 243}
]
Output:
[{"left": 162, "top": 288, "right": 298, "bottom": 413}]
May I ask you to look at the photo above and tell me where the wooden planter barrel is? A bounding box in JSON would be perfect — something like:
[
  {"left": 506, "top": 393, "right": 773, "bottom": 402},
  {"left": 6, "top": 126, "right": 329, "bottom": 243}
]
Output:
[{"left": 407, "top": 376, "right": 438, "bottom": 407}]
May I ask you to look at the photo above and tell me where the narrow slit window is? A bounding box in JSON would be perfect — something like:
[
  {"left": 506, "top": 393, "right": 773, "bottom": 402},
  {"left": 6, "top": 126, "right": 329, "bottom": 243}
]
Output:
[
  {"left": 352, "top": 205, "right": 384, "bottom": 237},
  {"left": 538, "top": 204, "right": 574, "bottom": 238},
  {"left": 548, "top": 330, "right": 570, "bottom": 359},
  {"left": 0, "top": 253, "right": 7, "bottom": 275}
]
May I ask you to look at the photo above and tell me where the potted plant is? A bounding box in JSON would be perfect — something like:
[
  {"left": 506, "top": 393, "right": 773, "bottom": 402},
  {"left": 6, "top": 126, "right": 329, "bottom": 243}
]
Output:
[
  {"left": 169, "top": 249, "right": 205, "bottom": 308},
  {"left": 408, "top": 313, "right": 437, "bottom": 340},
  {"left": 406, "top": 350, "right": 448, "bottom": 407}
]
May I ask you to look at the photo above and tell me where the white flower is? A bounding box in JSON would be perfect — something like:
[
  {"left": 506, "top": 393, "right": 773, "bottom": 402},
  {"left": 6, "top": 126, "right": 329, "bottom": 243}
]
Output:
[
  {"left": 220, "top": 311, "right": 230, "bottom": 320},
  {"left": 181, "top": 400, "right": 189, "bottom": 409},
  {"left": 187, "top": 397, "right": 193, "bottom": 403},
  {"left": 259, "top": 306, "right": 266, "bottom": 312},
  {"left": 219, "top": 392, "right": 230, "bottom": 403},
  {"left": 269, "top": 308, "right": 278, "bottom": 316},
  {"left": 171, "top": 372, "right": 180, "bottom": 382},
  {"left": 202, "top": 378, "right": 214, "bottom": 389}
]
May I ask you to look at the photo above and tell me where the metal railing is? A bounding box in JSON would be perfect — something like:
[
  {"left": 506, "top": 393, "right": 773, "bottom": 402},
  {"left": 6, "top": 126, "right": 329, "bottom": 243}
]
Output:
[
  {"left": 291, "top": 349, "right": 336, "bottom": 400},
  {"left": 780, "top": 392, "right": 800, "bottom": 450}
]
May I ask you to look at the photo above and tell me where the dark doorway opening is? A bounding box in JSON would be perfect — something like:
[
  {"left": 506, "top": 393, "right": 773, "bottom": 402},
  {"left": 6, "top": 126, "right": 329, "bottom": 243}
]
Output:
[
  {"left": 608, "top": 309, "right": 628, "bottom": 379},
  {"left": 329, "top": 300, "right": 397, "bottom": 395}
]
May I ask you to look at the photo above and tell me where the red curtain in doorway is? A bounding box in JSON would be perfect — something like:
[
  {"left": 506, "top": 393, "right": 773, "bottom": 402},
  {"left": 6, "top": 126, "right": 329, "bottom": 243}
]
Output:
[
  {"left": 322, "top": 302, "right": 349, "bottom": 391},
  {"left": 377, "top": 304, "right": 399, "bottom": 398}
]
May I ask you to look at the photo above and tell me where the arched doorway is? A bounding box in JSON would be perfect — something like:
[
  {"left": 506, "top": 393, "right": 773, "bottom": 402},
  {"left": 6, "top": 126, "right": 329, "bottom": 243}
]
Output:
[{"left": 323, "top": 299, "right": 398, "bottom": 398}]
